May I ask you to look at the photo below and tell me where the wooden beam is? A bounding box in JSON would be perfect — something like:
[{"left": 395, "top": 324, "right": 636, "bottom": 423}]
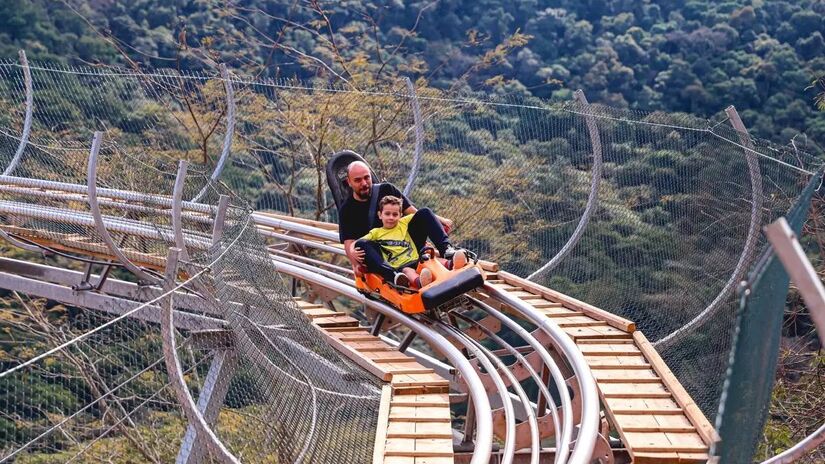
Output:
[
  {"left": 498, "top": 271, "right": 636, "bottom": 332},
  {"left": 633, "top": 331, "right": 720, "bottom": 446},
  {"left": 371, "top": 384, "right": 393, "bottom": 464}
]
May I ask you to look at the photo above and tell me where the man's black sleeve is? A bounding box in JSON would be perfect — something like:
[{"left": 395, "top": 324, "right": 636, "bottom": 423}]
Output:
[
  {"left": 386, "top": 183, "right": 413, "bottom": 211},
  {"left": 338, "top": 206, "right": 352, "bottom": 243}
]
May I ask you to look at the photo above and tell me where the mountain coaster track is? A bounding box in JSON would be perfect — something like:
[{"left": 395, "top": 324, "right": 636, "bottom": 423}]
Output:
[{"left": 0, "top": 170, "right": 718, "bottom": 463}]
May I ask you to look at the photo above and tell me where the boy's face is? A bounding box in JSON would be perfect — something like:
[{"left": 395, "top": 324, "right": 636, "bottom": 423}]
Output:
[{"left": 378, "top": 204, "right": 402, "bottom": 228}]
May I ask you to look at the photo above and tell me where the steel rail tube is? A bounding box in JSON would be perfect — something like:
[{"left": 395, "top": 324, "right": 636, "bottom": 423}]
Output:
[
  {"left": 269, "top": 248, "right": 354, "bottom": 276},
  {"left": 452, "top": 313, "right": 541, "bottom": 464},
  {"left": 269, "top": 259, "right": 493, "bottom": 464},
  {"left": 444, "top": 318, "right": 539, "bottom": 464},
  {"left": 467, "top": 296, "right": 564, "bottom": 461},
  {"left": 172, "top": 160, "right": 192, "bottom": 261},
  {"left": 483, "top": 285, "right": 600, "bottom": 464},
  {"left": 270, "top": 254, "right": 353, "bottom": 287},
  {"left": 3, "top": 50, "right": 33, "bottom": 176},
  {"left": 253, "top": 214, "right": 340, "bottom": 242},
  {"left": 0, "top": 174, "right": 216, "bottom": 214},
  {"left": 761, "top": 421, "right": 825, "bottom": 464},
  {"left": 528, "top": 90, "right": 603, "bottom": 281},
  {"left": 256, "top": 228, "right": 344, "bottom": 255},
  {"left": 0, "top": 228, "right": 41, "bottom": 253},
  {"left": 434, "top": 320, "right": 516, "bottom": 464},
  {"left": 0, "top": 184, "right": 213, "bottom": 223},
  {"left": 0, "top": 200, "right": 213, "bottom": 250},
  {"left": 657, "top": 105, "right": 764, "bottom": 348}
]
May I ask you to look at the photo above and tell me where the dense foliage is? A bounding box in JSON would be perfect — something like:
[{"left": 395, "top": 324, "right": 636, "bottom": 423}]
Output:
[{"left": 2, "top": 0, "right": 824, "bottom": 142}]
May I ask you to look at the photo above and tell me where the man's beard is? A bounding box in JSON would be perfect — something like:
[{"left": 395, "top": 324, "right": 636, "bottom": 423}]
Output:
[{"left": 354, "top": 188, "right": 370, "bottom": 201}]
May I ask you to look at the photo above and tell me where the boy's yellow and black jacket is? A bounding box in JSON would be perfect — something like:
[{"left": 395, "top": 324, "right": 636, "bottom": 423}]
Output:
[{"left": 360, "top": 214, "right": 419, "bottom": 268}]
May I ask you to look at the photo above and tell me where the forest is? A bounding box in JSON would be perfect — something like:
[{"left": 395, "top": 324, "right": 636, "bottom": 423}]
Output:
[{"left": 0, "top": 0, "right": 823, "bottom": 462}]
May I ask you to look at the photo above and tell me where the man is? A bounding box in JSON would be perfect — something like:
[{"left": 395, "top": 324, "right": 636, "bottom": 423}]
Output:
[{"left": 338, "top": 161, "right": 464, "bottom": 280}]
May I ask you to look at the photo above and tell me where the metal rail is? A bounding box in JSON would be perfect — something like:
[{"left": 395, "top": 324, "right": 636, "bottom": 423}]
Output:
[
  {"left": 483, "top": 284, "right": 601, "bottom": 464},
  {"left": 267, "top": 258, "right": 494, "bottom": 464}
]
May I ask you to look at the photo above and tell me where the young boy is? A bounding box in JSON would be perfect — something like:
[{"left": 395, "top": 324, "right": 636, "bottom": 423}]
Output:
[{"left": 359, "top": 196, "right": 466, "bottom": 288}]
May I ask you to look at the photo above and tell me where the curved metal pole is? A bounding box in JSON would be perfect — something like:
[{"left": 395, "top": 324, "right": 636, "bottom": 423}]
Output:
[
  {"left": 657, "top": 105, "right": 764, "bottom": 348},
  {"left": 402, "top": 76, "right": 424, "bottom": 197},
  {"left": 484, "top": 284, "right": 600, "bottom": 464},
  {"left": 192, "top": 64, "right": 235, "bottom": 202},
  {"left": 467, "top": 296, "right": 565, "bottom": 462},
  {"left": 87, "top": 131, "right": 158, "bottom": 283},
  {"left": 762, "top": 421, "right": 825, "bottom": 464},
  {"left": 3, "top": 50, "right": 33, "bottom": 176},
  {"left": 529, "top": 89, "right": 602, "bottom": 281},
  {"left": 269, "top": 259, "right": 494, "bottom": 464},
  {"left": 160, "top": 248, "right": 240, "bottom": 464},
  {"left": 434, "top": 321, "right": 517, "bottom": 464},
  {"left": 172, "top": 160, "right": 191, "bottom": 261}
]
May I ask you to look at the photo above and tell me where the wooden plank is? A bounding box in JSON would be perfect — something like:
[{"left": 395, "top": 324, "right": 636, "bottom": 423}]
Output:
[
  {"left": 386, "top": 421, "right": 453, "bottom": 439},
  {"left": 413, "top": 457, "right": 453, "bottom": 464},
  {"left": 528, "top": 301, "right": 566, "bottom": 309},
  {"left": 372, "top": 384, "right": 393, "bottom": 464},
  {"left": 576, "top": 338, "right": 636, "bottom": 345},
  {"left": 478, "top": 260, "right": 499, "bottom": 272},
  {"left": 255, "top": 211, "right": 339, "bottom": 230},
  {"left": 585, "top": 355, "right": 650, "bottom": 366},
  {"left": 540, "top": 308, "right": 585, "bottom": 317},
  {"left": 312, "top": 315, "right": 360, "bottom": 327},
  {"left": 632, "top": 452, "right": 682, "bottom": 464},
  {"left": 390, "top": 394, "right": 449, "bottom": 407},
  {"left": 389, "top": 406, "right": 452, "bottom": 422},
  {"left": 633, "top": 331, "right": 720, "bottom": 446},
  {"left": 613, "top": 414, "right": 697, "bottom": 433},
  {"left": 382, "top": 362, "right": 436, "bottom": 375},
  {"left": 578, "top": 343, "right": 642, "bottom": 356},
  {"left": 506, "top": 290, "right": 546, "bottom": 300},
  {"left": 599, "top": 382, "right": 672, "bottom": 398},
  {"left": 391, "top": 373, "right": 450, "bottom": 388},
  {"left": 625, "top": 431, "right": 707, "bottom": 452},
  {"left": 498, "top": 271, "right": 636, "bottom": 332},
  {"left": 316, "top": 329, "right": 391, "bottom": 381},
  {"left": 605, "top": 397, "right": 683, "bottom": 414},
  {"left": 563, "top": 325, "right": 631, "bottom": 340}
]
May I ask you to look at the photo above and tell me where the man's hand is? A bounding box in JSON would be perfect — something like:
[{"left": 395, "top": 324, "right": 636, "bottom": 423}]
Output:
[
  {"left": 352, "top": 246, "right": 365, "bottom": 264},
  {"left": 344, "top": 239, "right": 366, "bottom": 276},
  {"left": 439, "top": 216, "right": 454, "bottom": 234}
]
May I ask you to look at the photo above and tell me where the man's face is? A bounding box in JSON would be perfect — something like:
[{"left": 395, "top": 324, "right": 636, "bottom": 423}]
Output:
[
  {"left": 378, "top": 204, "right": 402, "bottom": 229},
  {"left": 347, "top": 164, "right": 372, "bottom": 200}
]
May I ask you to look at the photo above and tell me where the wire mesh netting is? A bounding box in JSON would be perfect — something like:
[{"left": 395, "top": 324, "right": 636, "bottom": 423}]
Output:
[
  {"left": 0, "top": 62, "right": 381, "bottom": 462},
  {"left": 0, "top": 60, "right": 823, "bottom": 461}
]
